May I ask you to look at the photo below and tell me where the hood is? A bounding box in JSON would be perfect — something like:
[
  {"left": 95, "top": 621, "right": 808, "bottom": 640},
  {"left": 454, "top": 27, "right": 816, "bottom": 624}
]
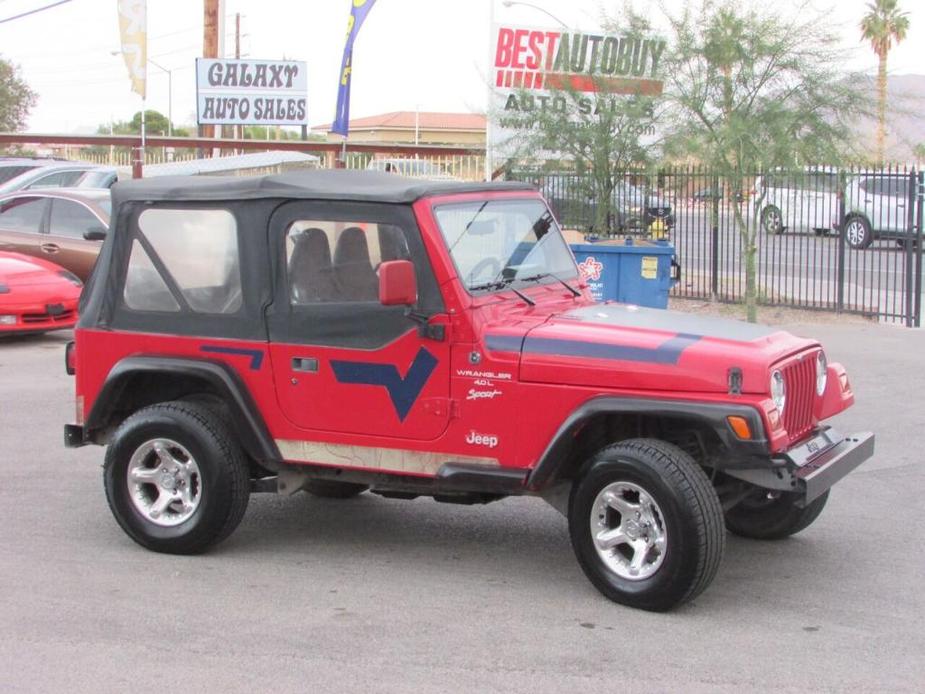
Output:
[
  {"left": 496, "top": 304, "right": 816, "bottom": 394},
  {"left": 0, "top": 253, "right": 78, "bottom": 292}
]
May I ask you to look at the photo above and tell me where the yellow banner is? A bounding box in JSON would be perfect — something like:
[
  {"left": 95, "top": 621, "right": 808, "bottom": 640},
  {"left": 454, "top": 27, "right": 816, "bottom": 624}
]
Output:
[{"left": 117, "top": 0, "right": 146, "bottom": 98}]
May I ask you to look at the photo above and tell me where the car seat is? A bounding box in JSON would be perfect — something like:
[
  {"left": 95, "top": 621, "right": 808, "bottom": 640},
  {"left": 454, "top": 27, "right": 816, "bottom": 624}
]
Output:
[
  {"left": 333, "top": 226, "right": 378, "bottom": 301},
  {"left": 288, "top": 228, "right": 337, "bottom": 303}
]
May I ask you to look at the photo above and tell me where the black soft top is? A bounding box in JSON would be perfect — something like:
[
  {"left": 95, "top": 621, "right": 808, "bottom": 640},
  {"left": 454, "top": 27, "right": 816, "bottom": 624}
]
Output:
[{"left": 111, "top": 169, "right": 534, "bottom": 206}]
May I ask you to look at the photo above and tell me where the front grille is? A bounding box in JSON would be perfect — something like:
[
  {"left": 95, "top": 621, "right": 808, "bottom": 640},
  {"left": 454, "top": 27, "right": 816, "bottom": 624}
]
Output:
[
  {"left": 781, "top": 353, "right": 817, "bottom": 441},
  {"left": 22, "top": 309, "right": 76, "bottom": 324}
]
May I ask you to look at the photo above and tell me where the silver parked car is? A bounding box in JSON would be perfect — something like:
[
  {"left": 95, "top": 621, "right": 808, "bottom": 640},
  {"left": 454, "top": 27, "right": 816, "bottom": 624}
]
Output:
[
  {"left": 842, "top": 173, "right": 919, "bottom": 249},
  {"left": 0, "top": 160, "right": 117, "bottom": 196}
]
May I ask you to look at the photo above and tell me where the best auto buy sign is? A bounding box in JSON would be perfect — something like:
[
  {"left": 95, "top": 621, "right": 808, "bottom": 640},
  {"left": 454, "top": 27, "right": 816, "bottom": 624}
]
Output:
[
  {"left": 489, "top": 24, "right": 666, "bottom": 161},
  {"left": 493, "top": 26, "right": 665, "bottom": 96}
]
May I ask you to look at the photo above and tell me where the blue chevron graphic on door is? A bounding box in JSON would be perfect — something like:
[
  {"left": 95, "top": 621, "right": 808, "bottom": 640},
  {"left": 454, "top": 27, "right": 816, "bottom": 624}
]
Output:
[{"left": 330, "top": 347, "right": 438, "bottom": 421}]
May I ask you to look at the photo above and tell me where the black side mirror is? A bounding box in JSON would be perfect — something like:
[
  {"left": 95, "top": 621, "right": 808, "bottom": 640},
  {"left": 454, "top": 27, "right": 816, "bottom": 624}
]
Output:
[{"left": 84, "top": 225, "right": 107, "bottom": 241}]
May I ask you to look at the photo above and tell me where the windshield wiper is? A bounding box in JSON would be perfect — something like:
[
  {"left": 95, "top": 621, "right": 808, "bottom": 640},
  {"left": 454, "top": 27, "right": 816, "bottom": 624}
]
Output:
[
  {"left": 468, "top": 278, "right": 510, "bottom": 292},
  {"left": 468, "top": 276, "right": 535, "bottom": 306},
  {"left": 518, "top": 272, "right": 582, "bottom": 297}
]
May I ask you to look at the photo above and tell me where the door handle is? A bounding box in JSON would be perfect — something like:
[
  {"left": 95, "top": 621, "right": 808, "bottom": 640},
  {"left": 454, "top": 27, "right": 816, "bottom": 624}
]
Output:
[
  {"left": 41, "top": 243, "right": 60, "bottom": 253},
  {"left": 291, "top": 357, "right": 318, "bottom": 373}
]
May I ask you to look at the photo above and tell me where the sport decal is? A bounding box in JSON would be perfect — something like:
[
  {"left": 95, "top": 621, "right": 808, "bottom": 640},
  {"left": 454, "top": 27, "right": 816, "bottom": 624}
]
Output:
[
  {"left": 200, "top": 345, "right": 264, "bottom": 370},
  {"left": 330, "top": 347, "right": 438, "bottom": 421}
]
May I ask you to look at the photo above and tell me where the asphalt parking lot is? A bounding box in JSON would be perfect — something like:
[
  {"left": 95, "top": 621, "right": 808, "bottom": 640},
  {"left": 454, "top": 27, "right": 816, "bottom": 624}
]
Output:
[{"left": 1, "top": 322, "right": 923, "bottom": 693}]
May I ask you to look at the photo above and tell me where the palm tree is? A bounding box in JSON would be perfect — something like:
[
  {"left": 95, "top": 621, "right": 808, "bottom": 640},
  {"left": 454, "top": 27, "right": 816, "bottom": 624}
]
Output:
[{"left": 860, "top": 0, "right": 910, "bottom": 165}]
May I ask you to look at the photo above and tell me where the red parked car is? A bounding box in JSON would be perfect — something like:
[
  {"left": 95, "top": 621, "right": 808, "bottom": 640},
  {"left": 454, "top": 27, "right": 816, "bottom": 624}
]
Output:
[{"left": 0, "top": 251, "right": 81, "bottom": 335}]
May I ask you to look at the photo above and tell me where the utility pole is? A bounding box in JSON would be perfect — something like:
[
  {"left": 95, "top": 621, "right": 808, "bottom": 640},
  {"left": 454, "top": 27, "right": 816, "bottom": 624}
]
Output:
[
  {"left": 234, "top": 12, "right": 241, "bottom": 151},
  {"left": 200, "top": 0, "right": 220, "bottom": 157}
]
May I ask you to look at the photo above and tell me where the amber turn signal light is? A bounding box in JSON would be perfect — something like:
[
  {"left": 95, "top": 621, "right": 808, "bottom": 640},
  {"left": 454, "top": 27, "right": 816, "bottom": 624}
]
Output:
[{"left": 727, "top": 415, "right": 752, "bottom": 440}]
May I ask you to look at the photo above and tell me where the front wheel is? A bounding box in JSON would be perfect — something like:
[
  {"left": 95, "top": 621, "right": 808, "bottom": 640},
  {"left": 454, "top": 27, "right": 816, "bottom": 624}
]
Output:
[
  {"left": 725, "top": 490, "right": 828, "bottom": 540},
  {"left": 844, "top": 216, "right": 872, "bottom": 249},
  {"left": 103, "top": 402, "right": 250, "bottom": 554},
  {"left": 761, "top": 206, "right": 784, "bottom": 234},
  {"left": 568, "top": 439, "right": 725, "bottom": 611}
]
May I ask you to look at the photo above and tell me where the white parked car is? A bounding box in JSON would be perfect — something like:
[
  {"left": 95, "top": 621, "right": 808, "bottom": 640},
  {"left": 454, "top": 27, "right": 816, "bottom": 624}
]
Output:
[
  {"left": 757, "top": 168, "right": 839, "bottom": 236},
  {"left": 366, "top": 158, "right": 457, "bottom": 180},
  {"left": 842, "top": 173, "right": 918, "bottom": 249}
]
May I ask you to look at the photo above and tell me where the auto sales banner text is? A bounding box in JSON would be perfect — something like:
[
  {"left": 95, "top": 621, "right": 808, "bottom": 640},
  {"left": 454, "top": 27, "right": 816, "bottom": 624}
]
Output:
[
  {"left": 196, "top": 58, "right": 308, "bottom": 126},
  {"left": 489, "top": 24, "right": 666, "bottom": 163}
]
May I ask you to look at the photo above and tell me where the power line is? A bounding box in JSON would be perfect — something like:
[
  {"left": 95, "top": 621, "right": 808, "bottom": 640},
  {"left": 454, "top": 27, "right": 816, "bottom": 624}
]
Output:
[{"left": 0, "top": 0, "right": 73, "bottom": 25}]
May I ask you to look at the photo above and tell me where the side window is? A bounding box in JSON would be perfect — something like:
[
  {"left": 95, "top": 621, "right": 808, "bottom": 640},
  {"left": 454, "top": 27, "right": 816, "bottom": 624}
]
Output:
[
  {"left": 48, "top": 199, "right": 103, "bottom": 239},
  {"left": 25, "top": 170, "right": 85, "bottom": 189},
  {"left": 287, "top": 221, "right": 410, "bottom": 304},
  {"left": 123, "top": 208, "right": 242, "bottom": 313},
  {"left": 0, "top": 196, "right": 47, "bottom": 233}
]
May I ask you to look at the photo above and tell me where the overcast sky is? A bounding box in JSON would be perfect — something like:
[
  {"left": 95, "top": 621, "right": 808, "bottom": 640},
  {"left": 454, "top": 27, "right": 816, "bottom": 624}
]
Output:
[{"left": 1, "top": 0, "right": 922, "bottom": 134}]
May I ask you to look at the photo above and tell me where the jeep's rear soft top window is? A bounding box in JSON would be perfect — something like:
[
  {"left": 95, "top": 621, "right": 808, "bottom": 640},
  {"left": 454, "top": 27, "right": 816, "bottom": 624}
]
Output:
[{"left": 123, "top": 208, "right": 242, "bottom": 314}]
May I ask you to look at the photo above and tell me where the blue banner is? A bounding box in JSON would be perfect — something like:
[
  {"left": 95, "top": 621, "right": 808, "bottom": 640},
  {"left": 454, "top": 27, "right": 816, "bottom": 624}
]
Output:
[{"left": 332, "top": 0, "right": 377, "bottom": 137}]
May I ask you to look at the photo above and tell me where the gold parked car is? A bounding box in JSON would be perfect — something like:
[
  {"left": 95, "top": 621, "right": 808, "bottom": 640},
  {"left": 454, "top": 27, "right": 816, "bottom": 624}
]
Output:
[{"left": 0, "top": 189, "right": 110, "bottom": 281}]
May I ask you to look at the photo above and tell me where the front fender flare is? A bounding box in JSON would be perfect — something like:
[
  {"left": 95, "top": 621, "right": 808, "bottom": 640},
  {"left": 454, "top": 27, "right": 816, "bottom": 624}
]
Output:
[{"left": 525, "top": 396, "right": 770, "bottom": 491}]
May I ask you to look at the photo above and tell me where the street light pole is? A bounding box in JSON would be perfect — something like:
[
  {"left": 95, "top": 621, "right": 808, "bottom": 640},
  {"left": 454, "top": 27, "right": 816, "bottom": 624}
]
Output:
[
  {"left": 501, "top": 0, "right": 567, "bottom": 28},
  {"left": 147, "top": 58, "right": 173, "bottom": 136}
]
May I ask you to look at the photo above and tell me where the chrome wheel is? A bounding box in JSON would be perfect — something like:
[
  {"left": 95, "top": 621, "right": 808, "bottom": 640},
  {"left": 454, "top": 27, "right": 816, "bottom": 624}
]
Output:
[
  {"left": 762, "top": 207, "right": 782, "bottom": 234},
  {"left": 845, "top": 219, "right": 868, "bottom": 248},
  {"left": 126, "top": 438, "right": 202, "bottom": 527},
  {"left": 590, "top": 481, "right": 667, "bottom": 581}
]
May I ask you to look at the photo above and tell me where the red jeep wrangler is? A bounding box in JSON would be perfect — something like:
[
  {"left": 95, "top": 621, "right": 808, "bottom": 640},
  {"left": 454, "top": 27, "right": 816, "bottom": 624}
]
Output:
[{"left": 65, "top": 170, "right": 873, "bottom": 611}]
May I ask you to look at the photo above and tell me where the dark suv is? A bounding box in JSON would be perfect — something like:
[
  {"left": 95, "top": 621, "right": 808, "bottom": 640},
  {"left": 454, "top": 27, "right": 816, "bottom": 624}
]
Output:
[
  {"left": 540, "top": 174, "right": 675, "bottom": 234},
  {"left": 65, "top": 170, "right": 873, "bottom": 611}
]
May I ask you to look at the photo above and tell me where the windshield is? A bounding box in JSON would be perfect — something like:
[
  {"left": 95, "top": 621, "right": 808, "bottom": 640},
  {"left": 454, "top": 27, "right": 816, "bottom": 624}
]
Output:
[{"left": 434, "top": 198, "right": 578, "bottom": 293}]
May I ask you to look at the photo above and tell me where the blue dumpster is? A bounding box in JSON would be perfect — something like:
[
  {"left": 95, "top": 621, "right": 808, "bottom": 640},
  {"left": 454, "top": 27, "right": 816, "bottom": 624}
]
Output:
[{"left": 570, "top": 238, "right": 680, "bottom": 308}]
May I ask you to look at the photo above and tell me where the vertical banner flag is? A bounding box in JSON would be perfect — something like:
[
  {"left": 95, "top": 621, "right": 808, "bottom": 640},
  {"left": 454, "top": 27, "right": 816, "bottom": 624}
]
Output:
[
  {"left": 331, "top": 0, "right": 377, "bottom": 137},
  {"left": 117, "top": 0, "right": 147, "bottom": 98}
]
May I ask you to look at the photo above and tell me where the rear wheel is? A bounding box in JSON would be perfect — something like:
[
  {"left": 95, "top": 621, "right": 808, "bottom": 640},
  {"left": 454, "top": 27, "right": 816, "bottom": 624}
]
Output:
[
  {"left": 103, "top": 402, "right": 250, "bottom": 554},
  {"left": 725, "top": 489, "right": 829, "bottom": 540},
  {"left": 568, "top": 439, "right": 725, "bottom": 611}
]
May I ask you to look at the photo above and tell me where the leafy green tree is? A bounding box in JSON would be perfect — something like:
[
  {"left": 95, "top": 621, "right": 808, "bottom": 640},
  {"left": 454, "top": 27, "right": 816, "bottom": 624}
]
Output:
[
  {"left": 661, "top": 1, "right": 867, "bottom": 322},
  {"left": 860, "top": 0, "right": 909, "bottom": 165},
  {"left": 0, "top": 56, "right": 37, "bottom": 132}
]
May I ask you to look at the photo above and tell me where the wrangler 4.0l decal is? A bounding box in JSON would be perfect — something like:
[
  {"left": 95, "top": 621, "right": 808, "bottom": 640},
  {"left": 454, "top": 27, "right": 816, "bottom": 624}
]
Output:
[{"left": 330, "top": 347, "right": 438, "bottom": 421}]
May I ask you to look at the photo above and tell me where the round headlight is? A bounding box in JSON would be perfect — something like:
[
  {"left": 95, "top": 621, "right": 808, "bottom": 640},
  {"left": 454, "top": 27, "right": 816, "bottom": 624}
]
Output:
[
  {"left": 816, "top": 351, "right": 827, "bottom": 396},
  {"left": 770, "top": 369, "right": 786, "bottom": 414}
]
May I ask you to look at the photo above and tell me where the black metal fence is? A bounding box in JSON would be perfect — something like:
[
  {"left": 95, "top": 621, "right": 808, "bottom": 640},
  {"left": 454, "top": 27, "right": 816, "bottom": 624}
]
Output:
[{"left": 513, "top": 166, "right": 924, "bottom": 326}]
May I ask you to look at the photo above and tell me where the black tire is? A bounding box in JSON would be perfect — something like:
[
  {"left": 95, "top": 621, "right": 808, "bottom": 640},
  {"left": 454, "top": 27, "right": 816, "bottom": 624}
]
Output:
[
  {"left": 303, "top": 479, "right": 368, "bottom": 499},
  {"left": 568, "top": 439, "right": 725, "bottom": 612},
  {"left": 725, "top": 490, "right": 828, "bottom": 540},
  {"left": 103, "top": 401, "right": 250, "bottom": 554},
  {"left": 844, "top": 216, "right": 872, "bottom": 249},
  {"left": 761, "top": 206, "right": 784, "bottom": 234}
]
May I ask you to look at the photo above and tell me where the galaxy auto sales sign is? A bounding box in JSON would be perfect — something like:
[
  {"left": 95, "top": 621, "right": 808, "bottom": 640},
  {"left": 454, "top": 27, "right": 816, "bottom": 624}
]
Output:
[
  {"left": 195, "top": 58, "right": 308, "bottom": 126},
  {"left": 488, "top": 24, "right": 665, "bottom": 161}
]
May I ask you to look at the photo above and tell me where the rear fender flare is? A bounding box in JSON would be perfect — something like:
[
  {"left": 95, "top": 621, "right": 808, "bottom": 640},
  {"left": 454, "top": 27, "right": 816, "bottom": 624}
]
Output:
[{"left": 85, "top": 356, "right": 280, "bottom": 467}]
